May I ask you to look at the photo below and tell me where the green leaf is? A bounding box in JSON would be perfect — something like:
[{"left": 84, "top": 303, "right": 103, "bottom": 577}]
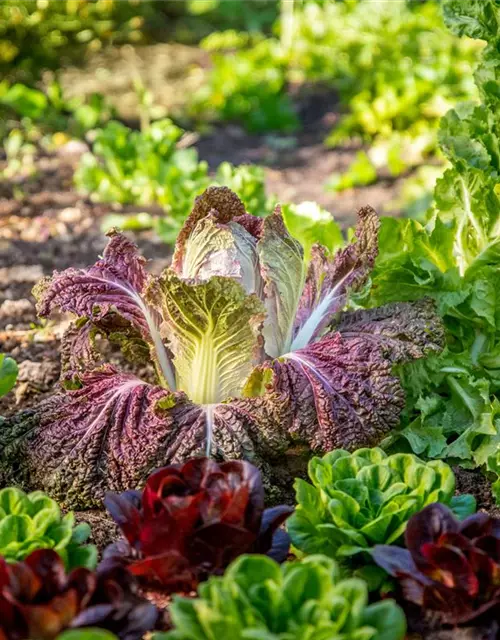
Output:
[
  {"left": 0, "top": 514, "right": 33, "bottom": 548},
  {"left": 66, "top": 543, "right": 98, "bottom": 571},
  {"left": 152, "top": 271, "right": 265, "bottom": 405},
  {"left": 443, "top": 0, "right": 500, "bottom": 40},
  {"left": 258, "top": 211, "right": 306, "bottom": 358},
  {"left": 1, "top": 84, "right": 48, "bottom": 119},
  {"left": 56, "top": 630, "right": 118, "bottom": 640},
  {"left": 70, "top": 521, "right": 92, "bottom": 544},
  {"left": 450, "top": 493, "right": 477, "bottom": 519},
  {"left": 281, "top": 202, "right": 344, "bottom": 261},
  {"left": 0, "top": 354, "right": 18, "bottom": 397},
  {"left": 0, "top": 487, "right": 30, "bottom": 515},
  {"left": 362, "top": 600, "right": 407, "bottom": 640}
]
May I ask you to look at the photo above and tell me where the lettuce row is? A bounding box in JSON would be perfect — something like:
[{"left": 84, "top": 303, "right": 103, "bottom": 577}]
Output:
[
  {"left": 0, "top": 187, "right": 443, "bottom": 508},
  {"left": 159, "top": 554, "right": 406, "bottom": 640},
  {"left": 362, "top": 0, "right": 500, "bottom": 481},
  {"left": 288, "top": 448, "right": 475, "bottom": 565}
]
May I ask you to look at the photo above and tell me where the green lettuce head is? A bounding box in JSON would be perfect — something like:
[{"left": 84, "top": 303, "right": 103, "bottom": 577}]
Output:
[
  {"left": 288, "top": 448, "right": 476, "bottom": 564},
  {"left": 0, "top": 188, "right": 443, "bottom": 507},
  {"left": 158, "top": 554, "right": 406, "bottom": 640},
  {"left": 0, "top": 487, "right": 97, "bottom": 570}
]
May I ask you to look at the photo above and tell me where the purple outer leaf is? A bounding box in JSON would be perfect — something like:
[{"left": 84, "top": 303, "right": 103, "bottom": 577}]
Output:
[
  {"left": 290, "top": 206, "right": 379, "bottom": 351},
  {"left": 335, "top": 298, "right": 445, "bottom": 363},
  {"left": 255, "top": 505, "right": 293, "bottom": 562},
  {"left": 33, "top": 231, "right": 175, "bottom": 389},
  {"left": 34, "top": 231, "right": 151, "bottom": 334},
  {"left": 372, "top": 545, "right": 422, "bottom": 579},
  {"left": 272, "top": 332, "right": 405, "bottom": 451},
  {"left": 247, "top": 299, "right": 444, "bottom": 452},
  {"left": 0, "top": 365, "right": 185, "bottom": 507}
]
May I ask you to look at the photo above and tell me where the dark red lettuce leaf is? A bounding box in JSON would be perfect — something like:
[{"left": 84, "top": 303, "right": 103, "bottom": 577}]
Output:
[
  {"left": 373, "top": 503, "right": 500, "bottom": 624},
  {"left": 103, "top": 457, "right": 293, "bottom": 593},
  {"left": 0, "top": 549, "right": 158, "bottom": 640}
]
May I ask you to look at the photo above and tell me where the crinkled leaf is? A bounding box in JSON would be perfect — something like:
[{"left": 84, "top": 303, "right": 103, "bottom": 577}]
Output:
[
  {"left": 443, "top": 0, "right": 500, "bottom": 41},
  {"left": 248, "top": 300, "right": 442, "bottom": 452},
  {"left": 291, "top": 206, "right": 379, "bottom": 351},
  {"left": 0, "top": 366, "right": 180, "bottom": 508},
  {"left": 258, "top": 207, "right": 306, "bottom": 358},
  {"left": 151, "top": 270, "right": 265, "bottom": 405},
  {"left": 33, "top": 231, "right": 175, "bottom": 388}
]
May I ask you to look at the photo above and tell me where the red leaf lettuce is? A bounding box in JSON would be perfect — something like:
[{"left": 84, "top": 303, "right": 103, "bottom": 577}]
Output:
[
  {"left": 0, "top": 549, "right": 158, "bottom": 640},
  {"left": 103, "top": 457, "right": 293, "bottom": 593},
  {"left": 373, "top": 503, "right": 500, "bottom": 624}
]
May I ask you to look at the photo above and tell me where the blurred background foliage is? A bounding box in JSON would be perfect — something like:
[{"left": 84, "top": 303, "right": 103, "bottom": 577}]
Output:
[{"left": 0, "top": 0, "right": 484, "bottom": 238}]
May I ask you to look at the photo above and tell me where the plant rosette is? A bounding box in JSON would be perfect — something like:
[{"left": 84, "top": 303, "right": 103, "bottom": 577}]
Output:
[
  {"left": 0, "top": 187, "right": 443, "bottom": 508},
  {"left": 156, "top": 554, "right": 406, "bottom": 640},
  {"left": 374, "top": 503, "right": 500, "bottom": 626},
  {"left": 0, "top": 549, "right": 159, "bottom": 640},
  {"left": 103, "top": 457, "right": 292, "bottom": 593},
  {"left": 288, "top": 448, "right": 476, "bottom": 585},
  {"left": 0, "top": 487, "right": 97, "bottom": 570}
]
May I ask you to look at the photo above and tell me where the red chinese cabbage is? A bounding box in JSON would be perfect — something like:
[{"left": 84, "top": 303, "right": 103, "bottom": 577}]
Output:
[{"left": 0, "top": 187, "right": 444, "bottom": 507}]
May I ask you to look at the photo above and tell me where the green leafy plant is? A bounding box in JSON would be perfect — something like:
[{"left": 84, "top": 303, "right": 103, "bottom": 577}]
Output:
[
  {"left": 361, "top": 0, "right": 500, "bottom": 480},
  {"left": 190, "top": 35, "right": 298, "bottom": 132},
  {"left": 302, "top": 0, "right": 481, "bottom": 181},
  {"left": 0, "top": 0, "right": 159, "bottom": 83},
  {"left": 0, "top": 354, "right": 18, "bottom": 397},
  {"left": 158, "top": 554, "right": 406, "bottom": 640},
  {"left": 288, "top": 448, "right": 475, "bottom": 567},
  {"left": 0, "top": 487, "right": 97, "bottom": 570},
  {"left": 281, "top": 201, "right": 344, "bottom": 260},
  {"left": 86, "top": 120, "right": 274, "bottom": 243},
  {"left": 0, "top": 81, "right": 114, "bottom": 139},
  {"left": 74, "top": 118, "right": 208, "bottom": 225}
]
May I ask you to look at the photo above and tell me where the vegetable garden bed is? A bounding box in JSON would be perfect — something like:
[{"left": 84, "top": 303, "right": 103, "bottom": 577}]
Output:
[{"left": 2, "top": 1, "right": 500, "bottom": 639}]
